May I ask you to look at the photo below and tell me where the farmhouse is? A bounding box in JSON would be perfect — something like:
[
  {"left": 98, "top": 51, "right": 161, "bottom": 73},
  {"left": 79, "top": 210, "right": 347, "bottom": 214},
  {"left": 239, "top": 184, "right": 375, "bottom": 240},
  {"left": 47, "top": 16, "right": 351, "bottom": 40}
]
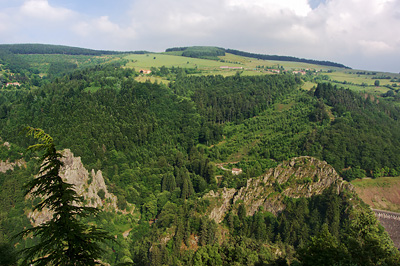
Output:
[
  {"left": 6, "top": 82, "right": 21, "bottom": 87},
  {"left": 220, "top": 66, "right": 243, "bottom": 70},
  {"left": 292, "top": 70, "right": 306, "bottom": 75},
  {"left": 139, "top": 69, "right": 152, "bottom": 74},
  {"left": 232, "top": 168, "right": 243, "bottom": 175}
]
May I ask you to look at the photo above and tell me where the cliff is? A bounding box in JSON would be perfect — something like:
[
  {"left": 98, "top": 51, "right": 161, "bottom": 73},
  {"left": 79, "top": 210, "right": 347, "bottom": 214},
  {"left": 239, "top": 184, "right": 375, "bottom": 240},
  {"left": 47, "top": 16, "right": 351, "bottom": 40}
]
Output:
[
  {"left": 28, "top": 149, "right": 118, "bottom": 226},
  {"left": 206, "top": 156, "right": 353, "bottom": 223},
  {"left": 0, "top": 141, "right": 25, "bottom": 173},
  {"left": 0, "top": 159, "right": 25, "bottom": 173}
]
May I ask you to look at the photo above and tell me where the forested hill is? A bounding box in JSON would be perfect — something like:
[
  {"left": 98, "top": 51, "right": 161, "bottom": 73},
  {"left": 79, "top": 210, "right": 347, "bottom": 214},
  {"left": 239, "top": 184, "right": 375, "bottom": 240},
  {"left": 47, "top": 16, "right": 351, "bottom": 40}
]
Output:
[
  {"left": 0, "top": 43, "right": 149, "bottom": 55},
  {"left": 165, "top": 46, "right": 350, "bottom": 68},
  {"left": 226, "top": 48, "right": 350, "bottom": 68},
  {"left": 1, "top": 61, "right": 400, "bottom": 264}
]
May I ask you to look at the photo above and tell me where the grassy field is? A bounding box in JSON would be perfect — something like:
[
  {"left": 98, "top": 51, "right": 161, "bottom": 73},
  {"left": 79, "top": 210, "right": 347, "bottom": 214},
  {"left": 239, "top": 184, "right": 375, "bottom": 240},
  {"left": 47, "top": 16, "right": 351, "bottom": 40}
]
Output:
[
  {"left": 124, "top": 53, "right": 227, "bottom": 70},
  {"left": 124, "top": 52, "right": 341, "bottom": 75},
  {"left": 134, "top": 75, "right": 170, "bottom": 85},
  {"left": 219, "top": 53, "right": 340, "bottom": 71},
  {"left": 301, "top": 81, "right": 316, "bottom": 90},
  {"left": 328, "top": 71, "right": 399, "bottom": 86},
  {"left": 352, "top": 176, "right": 400, "bottom": 212},
  {"left": 332, "top": 83, "right": 390, "bottom": 95}
]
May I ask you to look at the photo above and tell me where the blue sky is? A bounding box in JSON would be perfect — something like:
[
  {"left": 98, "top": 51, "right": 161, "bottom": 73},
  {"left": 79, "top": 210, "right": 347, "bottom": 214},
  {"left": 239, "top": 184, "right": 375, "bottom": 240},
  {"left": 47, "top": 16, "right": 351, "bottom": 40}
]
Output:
[{"left": 0, "top": 0, "right": 399, "bottom": 73}]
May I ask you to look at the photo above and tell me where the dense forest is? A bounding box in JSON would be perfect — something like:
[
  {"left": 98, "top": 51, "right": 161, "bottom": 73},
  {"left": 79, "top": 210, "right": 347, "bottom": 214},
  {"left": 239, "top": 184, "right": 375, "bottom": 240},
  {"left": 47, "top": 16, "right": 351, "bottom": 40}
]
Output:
[
  {"left": 166, "top": 46, "right": 226, "bottom": 60},
  {"left": 1, "top": 47, "right": 400, "bottom": 265}
]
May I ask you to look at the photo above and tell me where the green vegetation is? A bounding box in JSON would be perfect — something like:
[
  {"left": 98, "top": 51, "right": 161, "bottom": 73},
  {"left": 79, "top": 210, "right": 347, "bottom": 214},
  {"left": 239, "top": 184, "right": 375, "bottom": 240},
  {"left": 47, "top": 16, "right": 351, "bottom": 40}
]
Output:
[
  {"left": 1, "top": 44, "right": 400, "bottom": 265},
  {"left": 166, "top": 46, "right": 226, "bottom": 60},
  {"left": 352, "top": 176, "right": 400, "bottom": 188}
]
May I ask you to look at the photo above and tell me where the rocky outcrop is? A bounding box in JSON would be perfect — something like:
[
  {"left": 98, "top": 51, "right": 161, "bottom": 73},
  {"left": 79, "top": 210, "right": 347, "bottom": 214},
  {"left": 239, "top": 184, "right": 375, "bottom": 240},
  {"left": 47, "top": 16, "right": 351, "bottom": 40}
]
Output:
[
  {"left": 60, "top": 149, "right": 117, "bottom": 209},
  {"left": 28, "top": 149, "right": 118, "bottom": 226},
  {"left": 208, "top": 187, "right": 237, "bottom": 223},
  {"left": 205, "top": 156, "right": 353, "bottom": 223},
  {"left": 0, "top": 140, "right": 25, "bottom": 172},
  {"left": 0, "top": 159, "right": 25, "bottom": 173}
]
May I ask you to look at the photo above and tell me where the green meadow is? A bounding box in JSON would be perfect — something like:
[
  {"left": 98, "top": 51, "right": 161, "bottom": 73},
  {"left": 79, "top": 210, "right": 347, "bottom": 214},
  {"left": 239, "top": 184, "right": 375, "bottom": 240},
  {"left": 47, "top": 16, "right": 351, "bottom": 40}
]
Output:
[
  {"left": 18, "top": 54, "right": 123, "bottom": 75},
  {"left": 124, "top": 53, "right": 228, "bottom": 70},
  {"left": 352, "top": 176, "right": 400, "bottom": 189}
]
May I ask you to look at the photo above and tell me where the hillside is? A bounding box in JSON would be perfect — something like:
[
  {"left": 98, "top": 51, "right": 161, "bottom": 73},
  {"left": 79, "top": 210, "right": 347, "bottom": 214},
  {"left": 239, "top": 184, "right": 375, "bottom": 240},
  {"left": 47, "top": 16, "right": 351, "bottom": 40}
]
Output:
[
  {"left": 165, "top": 46, "right": 349, "bottom": 68},
  {"left": 1, "top": 44, "right": 400, "bottom": 265}
]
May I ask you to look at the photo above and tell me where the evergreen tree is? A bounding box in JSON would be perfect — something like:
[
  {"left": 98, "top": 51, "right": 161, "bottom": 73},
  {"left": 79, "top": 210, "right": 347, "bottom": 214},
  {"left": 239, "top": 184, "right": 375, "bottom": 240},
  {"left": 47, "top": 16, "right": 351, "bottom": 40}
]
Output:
[
  {"left": 0, "top": 241, "right": 18, "bottom": 265},
  {"left": 298, "top": 223, "right": 349, "bottom": 266},
  {"left": 16, "top": 127, "right": 113, "bottom": 266}
]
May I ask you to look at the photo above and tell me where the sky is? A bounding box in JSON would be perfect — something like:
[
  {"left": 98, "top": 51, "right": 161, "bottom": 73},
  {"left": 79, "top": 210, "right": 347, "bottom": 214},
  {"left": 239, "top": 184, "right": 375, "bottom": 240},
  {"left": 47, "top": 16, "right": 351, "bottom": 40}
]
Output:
[{"left": 0, "top": 0, "right": 399, "bottom": 73}]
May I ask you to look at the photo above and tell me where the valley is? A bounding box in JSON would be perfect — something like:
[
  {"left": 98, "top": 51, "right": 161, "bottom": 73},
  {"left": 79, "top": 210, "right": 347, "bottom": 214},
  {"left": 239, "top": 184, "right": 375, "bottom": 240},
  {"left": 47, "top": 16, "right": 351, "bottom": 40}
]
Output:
[{"left": 1, "top": 44, "right": 400, "bottom": 265}]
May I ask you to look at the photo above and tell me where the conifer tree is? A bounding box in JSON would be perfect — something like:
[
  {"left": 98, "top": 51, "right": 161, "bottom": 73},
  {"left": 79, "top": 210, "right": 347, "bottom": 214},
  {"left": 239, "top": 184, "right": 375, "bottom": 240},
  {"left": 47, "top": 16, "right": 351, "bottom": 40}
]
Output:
[{"left": 17, "top": 127, "right": 113, "bottom": 266}]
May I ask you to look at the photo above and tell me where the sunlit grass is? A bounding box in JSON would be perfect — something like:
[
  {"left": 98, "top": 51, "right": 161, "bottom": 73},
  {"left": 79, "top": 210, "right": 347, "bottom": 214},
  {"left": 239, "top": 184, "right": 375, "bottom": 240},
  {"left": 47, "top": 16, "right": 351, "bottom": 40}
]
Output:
[{"left": 352, "top": 176, "right": 400, "bottom": 188}]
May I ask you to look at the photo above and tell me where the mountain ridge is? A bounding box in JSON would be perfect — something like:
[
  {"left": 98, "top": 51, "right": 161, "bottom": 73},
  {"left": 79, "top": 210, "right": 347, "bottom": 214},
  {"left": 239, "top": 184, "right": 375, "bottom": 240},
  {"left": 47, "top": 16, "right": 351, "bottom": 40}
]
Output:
[{"left": 0, "top": 43, "right": 349, "bottom": 68}]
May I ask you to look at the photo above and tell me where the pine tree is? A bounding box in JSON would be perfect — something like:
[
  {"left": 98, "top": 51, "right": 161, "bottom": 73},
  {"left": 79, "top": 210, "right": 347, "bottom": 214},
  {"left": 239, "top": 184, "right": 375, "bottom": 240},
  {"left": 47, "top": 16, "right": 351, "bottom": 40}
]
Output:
[{"left": 17, "top": 127, "right": 113, "bottom": 266}]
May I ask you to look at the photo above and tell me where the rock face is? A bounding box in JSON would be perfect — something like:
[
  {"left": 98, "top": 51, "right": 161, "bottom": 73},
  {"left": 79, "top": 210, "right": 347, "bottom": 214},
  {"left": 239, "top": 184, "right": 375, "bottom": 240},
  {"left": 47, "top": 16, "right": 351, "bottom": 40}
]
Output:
[
  {"left": 60, "top": 149, "right": 117, "bottom": 209},
  {"left": 0, "top": 159, "right": 24, "bottom": 173},
  {"left": 0, "top": 140, "right": 25, "bottom": 173},
  {"left": 205, "top": 156, "right": 353, "bottom": 223},
  {"left": 28, "top": 149, "right": 118, "bottom": 226}
]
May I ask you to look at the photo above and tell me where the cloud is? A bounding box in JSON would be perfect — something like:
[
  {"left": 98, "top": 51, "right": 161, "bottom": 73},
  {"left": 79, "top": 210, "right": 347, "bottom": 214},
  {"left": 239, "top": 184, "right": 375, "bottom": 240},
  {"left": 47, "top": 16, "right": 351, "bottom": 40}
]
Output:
[
  {"left": 359, "top": 40, "right": 394, "bottom": 55},
  {"left": 226, "top": 0, "right": 312, "bottom": 16},
  {"left": 124, "top": 0, "right": 314, "bottom": 51},
  {"left": 71, "top": 16, "right": 137, "bottom": 50},
  {"left": 20, "top": 0, "right": 73, "bottom": 21},
  {"left": 306, "top": 0, "right": 400, "bottom": 69}
]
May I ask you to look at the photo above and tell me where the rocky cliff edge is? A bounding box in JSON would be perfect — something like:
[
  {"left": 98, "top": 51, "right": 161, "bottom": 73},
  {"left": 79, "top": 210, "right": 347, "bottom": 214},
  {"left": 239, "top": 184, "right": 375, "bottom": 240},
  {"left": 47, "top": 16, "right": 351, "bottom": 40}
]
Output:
[{"left": 205, "top": 156, "right": 353, "bottom": 223}]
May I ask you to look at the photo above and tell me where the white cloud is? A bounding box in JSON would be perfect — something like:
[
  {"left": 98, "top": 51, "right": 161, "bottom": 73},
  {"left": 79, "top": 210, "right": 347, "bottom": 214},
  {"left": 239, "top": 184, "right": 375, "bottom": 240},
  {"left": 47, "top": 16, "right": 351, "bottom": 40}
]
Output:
[
  {"left": 71, "top": 16, "right": 137, "bottom": 50},
  {"left": 226, "top": 0, "right": 312, "bottom": 16},
  {"left": 20, "top": 0, "right": 73, "bottom": 21},
  {"left": 359, "top": 40, "right": 394, "bottom": 55},
  {"left": 306, "top": 0, "right": 400, "bottom": 67}
]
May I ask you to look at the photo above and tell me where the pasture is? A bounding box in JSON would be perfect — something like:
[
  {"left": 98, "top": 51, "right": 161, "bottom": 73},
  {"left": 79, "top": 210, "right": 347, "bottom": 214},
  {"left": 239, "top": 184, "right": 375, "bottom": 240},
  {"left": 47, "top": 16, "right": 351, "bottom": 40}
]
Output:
[
  {"left": 124, "top": 53, "right": 227, "bottom": 70},
  {"left": 17, "top": 54, "right": 122, "bottom": 75}
]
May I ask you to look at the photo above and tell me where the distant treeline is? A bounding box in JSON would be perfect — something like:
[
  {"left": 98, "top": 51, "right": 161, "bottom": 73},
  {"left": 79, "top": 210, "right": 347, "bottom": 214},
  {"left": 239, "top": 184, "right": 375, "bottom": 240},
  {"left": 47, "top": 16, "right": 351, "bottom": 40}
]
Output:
[
  {"left": 0, "top": 44, "right": 149, "bottom": 56},
  {"left": 165, "top": 46, "right": 349, "bottom": 68},
  {"left": 166, "top": 46, "right": 225, "bottom": 60},
  {"left": 226, "top": 49, "right": 350, "bottom": 69}
]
